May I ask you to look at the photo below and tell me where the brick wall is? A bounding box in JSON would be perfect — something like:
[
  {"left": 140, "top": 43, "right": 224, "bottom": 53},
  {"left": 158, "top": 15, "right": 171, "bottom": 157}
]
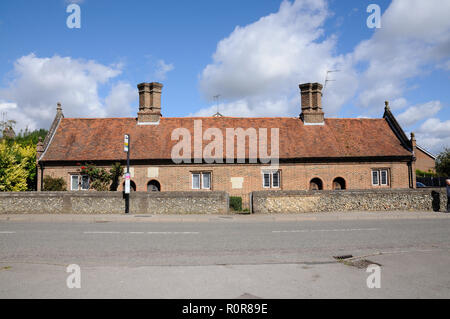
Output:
[
  {"left": 252, "top": 188, "right": 447, "bottom": 213},
  {"left": 40, "top": 161, "right": 412, "bottom": 209},
  {"left": 0, "top": 191, "right": 229, "bottom": 214},
  {"left": 415, "top": 148, "right": 436, "bottom": 173}
]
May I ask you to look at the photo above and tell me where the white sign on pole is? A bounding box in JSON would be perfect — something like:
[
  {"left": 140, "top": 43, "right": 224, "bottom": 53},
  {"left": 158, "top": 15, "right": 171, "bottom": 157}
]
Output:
[
  {"left": 124, "top": 134, "right": 129, "bottom": 152},
  {"left": 124, "top": 173, "right": 130, "bottom": 194}
]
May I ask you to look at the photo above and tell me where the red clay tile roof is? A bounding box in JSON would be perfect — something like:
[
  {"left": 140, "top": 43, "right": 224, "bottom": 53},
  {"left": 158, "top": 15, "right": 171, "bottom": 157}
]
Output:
[{"left": 40, "top": 117, "right": 412, "bottom": 162}]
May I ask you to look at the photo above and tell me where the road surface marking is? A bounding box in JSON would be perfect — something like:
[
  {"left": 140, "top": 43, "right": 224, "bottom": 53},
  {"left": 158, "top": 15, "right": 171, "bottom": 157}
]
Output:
[
  {"left": 0, "top": 231, "right": 16, "bottom": 234},
  {"left": 83, "top": 231, "right": 121, "bottom": 234},
  {"left": 147, "top": 232, "right": 199, "bottom": 234},
  {"left": 272, "top": 228, "right": 379, "bottom": 233},
  {"left": 83, "top": 231, "right": 199, "bottom": 234}
]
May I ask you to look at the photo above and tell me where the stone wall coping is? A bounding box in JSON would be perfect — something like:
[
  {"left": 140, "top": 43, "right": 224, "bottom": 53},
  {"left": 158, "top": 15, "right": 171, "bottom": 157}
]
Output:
[
  {"left": 0, "top": 191, "right": 228, "bottom": 199},
  {"left": 252, "top": 188, "right": 445, "bottom": 197}
]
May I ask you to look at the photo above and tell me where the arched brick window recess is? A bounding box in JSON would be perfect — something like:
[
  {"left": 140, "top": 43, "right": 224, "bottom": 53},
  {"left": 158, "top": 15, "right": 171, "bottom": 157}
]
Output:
[
  {"left": 122, "top": 180, "right": 137, "bottom": 192},
  {"left": 147, "top": 180, "right": 161, "bottom": 192},
  {"left": 332, "top": 177, "right": 346, "bottom": 190},
  {"left": 309, "top": 178, "right": 323, "bottom": 190}
]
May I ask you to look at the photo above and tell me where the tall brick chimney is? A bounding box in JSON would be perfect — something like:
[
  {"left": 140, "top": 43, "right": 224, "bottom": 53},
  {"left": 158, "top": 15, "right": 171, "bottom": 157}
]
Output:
[
  {"left": 137, "top": 82, "right": 163, "bottom": 124},
  {"left": 36, "top": 137, "right": 44, "bottom": 160},
  {"left": 299, "top": 83, "right": 324, "bottom": 124}
]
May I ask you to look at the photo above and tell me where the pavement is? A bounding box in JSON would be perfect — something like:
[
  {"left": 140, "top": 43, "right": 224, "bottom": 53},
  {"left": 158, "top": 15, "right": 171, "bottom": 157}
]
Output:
[
  {"left": 0, "top": 211, "right": 449, "bottom": 298},
  {"left": 0, "top": 210, "right": 449, "bottom": 223}
]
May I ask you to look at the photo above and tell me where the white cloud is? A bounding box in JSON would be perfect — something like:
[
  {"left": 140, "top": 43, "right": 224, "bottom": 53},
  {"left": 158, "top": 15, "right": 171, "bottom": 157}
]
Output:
[
  {"left": 197, "top": 0, "right": 358, "bottom": 117},
  {"left": 389, "top": 98, "right": 408, "bottom": 110},
  {"left": 351, "top": 0, "right": 450, "bottom": 151},
  {"left": 415, "top": 118, "right": 450, "bottom": 153},
  {"left": 0, "top": 53, "right": 137, "bottom": 131},
  {"left": 104, "top": 82, "right": 136, "bottom": 117},
  {"left": 419, "top": 118, "right": 450, "bottom": 138},
  {"left": 397, "top": 101, "right": 442, "bottom": 127},
  {"left": 193, "top": 96, "right": 296, "bottom": 118},
  {"left": 0, "top": 101, "right": 18, "bottom": 110},
  {"left": 353, "top": 0, "right": 450, "bottom": 109},
  {"left": 196, "top": 0, "right": 449, "bottom": 152},
  {"left": 196, "top": 0, "right": 450, "bottom": 118},
  {"left": 154, "top": 59, "right": 174, "bottom": 81}
]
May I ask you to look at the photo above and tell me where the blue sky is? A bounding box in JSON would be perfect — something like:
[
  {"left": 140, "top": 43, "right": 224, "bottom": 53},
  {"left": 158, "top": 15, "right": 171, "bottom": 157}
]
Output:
[{"left": 0, "top": 0, "right": 448, "bottom": 153}]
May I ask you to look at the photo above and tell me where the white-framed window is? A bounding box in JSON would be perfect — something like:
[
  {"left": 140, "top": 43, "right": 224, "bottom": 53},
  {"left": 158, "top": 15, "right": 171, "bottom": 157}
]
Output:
[
  {"left": 371, "top": 170, "right": 379, "bottom": 186},
  {"left": 71, "top": 175, "right": 89, "bottom": 191},
  {"left": 272, "top": 171, "right": 280, "bottom": 188},
  {"left": 372, "top": 169, "right": 389, "bottom": 186},
  {"left": 380, "top": 170, "right": 388, "bottom": 185},
  {"left": 262, "top": 170, "right": 281, "bottom": 188},
  {"left": 263, "top": 172, "right": 271, "bottom": 188},
  {"left": 202, "top": 172, "right": 211, "bottom": 189},
  {"left": 192, "top": 172, "right": 211, "bottom": 190}
]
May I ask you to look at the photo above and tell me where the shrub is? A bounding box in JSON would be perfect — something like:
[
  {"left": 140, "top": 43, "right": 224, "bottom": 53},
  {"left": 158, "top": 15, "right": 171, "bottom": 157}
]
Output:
[
  {"left": 229, "top": 196, "right": 242, "bottom": 211},
  {"left": 415, "top": 169, "right": 437, "bottom": 177},
  {"left": 80, "top": 164, "right": 111, "bottom": 191},
  {"left": 0, "top": 140, "right": 35, "bottom": 191},
  {"left": 79, "top": 162, "right": 123, "bottom": 191},
  {"left": 43, "top": 176, "right": 66, "bottom": 191},
  {"left": 109, "top": 162, "right": 123, "bottom": 191}
]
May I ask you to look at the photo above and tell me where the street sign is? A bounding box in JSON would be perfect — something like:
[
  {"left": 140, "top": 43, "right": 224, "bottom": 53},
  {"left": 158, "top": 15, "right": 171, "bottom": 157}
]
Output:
[
  {"left": 124, "top": 134, "right": 129, "bottom": 152},
  {"left": 124, "top": 173, "right": 130, "bottom": 194}
]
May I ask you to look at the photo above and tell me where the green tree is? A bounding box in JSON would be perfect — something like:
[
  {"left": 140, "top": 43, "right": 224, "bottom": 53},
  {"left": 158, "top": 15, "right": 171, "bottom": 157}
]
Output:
[
  {"left": 15, "top": 128, "right": 47, "bottom": 146},
  {"left": 435, "top": 148, "right": 450, "bottom": 177},
  {"left": 0, "top": 119, "right": 46, "bottom": 191},
  {"left": 0, "top": 140, "right": 31, "bottom": 191}
]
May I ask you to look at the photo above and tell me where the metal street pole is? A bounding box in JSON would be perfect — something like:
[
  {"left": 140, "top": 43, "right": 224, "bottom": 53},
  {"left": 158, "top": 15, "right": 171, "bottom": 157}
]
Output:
[{"left": 124, "top": 134, "right": 130, "bottom": 214}]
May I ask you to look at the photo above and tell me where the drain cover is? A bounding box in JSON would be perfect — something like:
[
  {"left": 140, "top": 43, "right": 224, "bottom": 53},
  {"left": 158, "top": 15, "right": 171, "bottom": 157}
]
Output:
[
  {"left": 345, "top": 259, "right": 381, "bottom": 269},
  {"left": 236, "top": 293, "right": 262, "bottom": 299},
  {"left": 333, "top": 254, "right": 353, "bottom": 260}
]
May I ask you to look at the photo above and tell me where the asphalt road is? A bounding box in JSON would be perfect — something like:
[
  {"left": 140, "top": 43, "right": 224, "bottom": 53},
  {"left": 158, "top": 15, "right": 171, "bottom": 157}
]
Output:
[{"left": 0, "top": 215, "right": 449, "bottom": 298}]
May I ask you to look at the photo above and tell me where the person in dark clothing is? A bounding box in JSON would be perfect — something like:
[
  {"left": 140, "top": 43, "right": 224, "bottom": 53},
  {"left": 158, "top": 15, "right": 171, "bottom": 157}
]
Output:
[{"left": 447, "top": 179, "right": 450, "bottom": 212}]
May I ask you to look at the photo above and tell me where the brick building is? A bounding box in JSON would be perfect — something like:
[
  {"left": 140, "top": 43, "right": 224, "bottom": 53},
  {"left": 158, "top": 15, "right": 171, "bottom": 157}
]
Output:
[
  {"left": 414, "top": 145, "right": 436, "bottom": 173},
  {"left": 37, "top": 82, "right": 420, "bottom": 208}
]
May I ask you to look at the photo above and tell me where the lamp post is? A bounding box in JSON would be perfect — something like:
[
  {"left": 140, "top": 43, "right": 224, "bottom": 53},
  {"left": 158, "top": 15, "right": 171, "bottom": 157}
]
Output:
[{"left": 124, "top": 134, "right": 130, "bottom": 214}]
